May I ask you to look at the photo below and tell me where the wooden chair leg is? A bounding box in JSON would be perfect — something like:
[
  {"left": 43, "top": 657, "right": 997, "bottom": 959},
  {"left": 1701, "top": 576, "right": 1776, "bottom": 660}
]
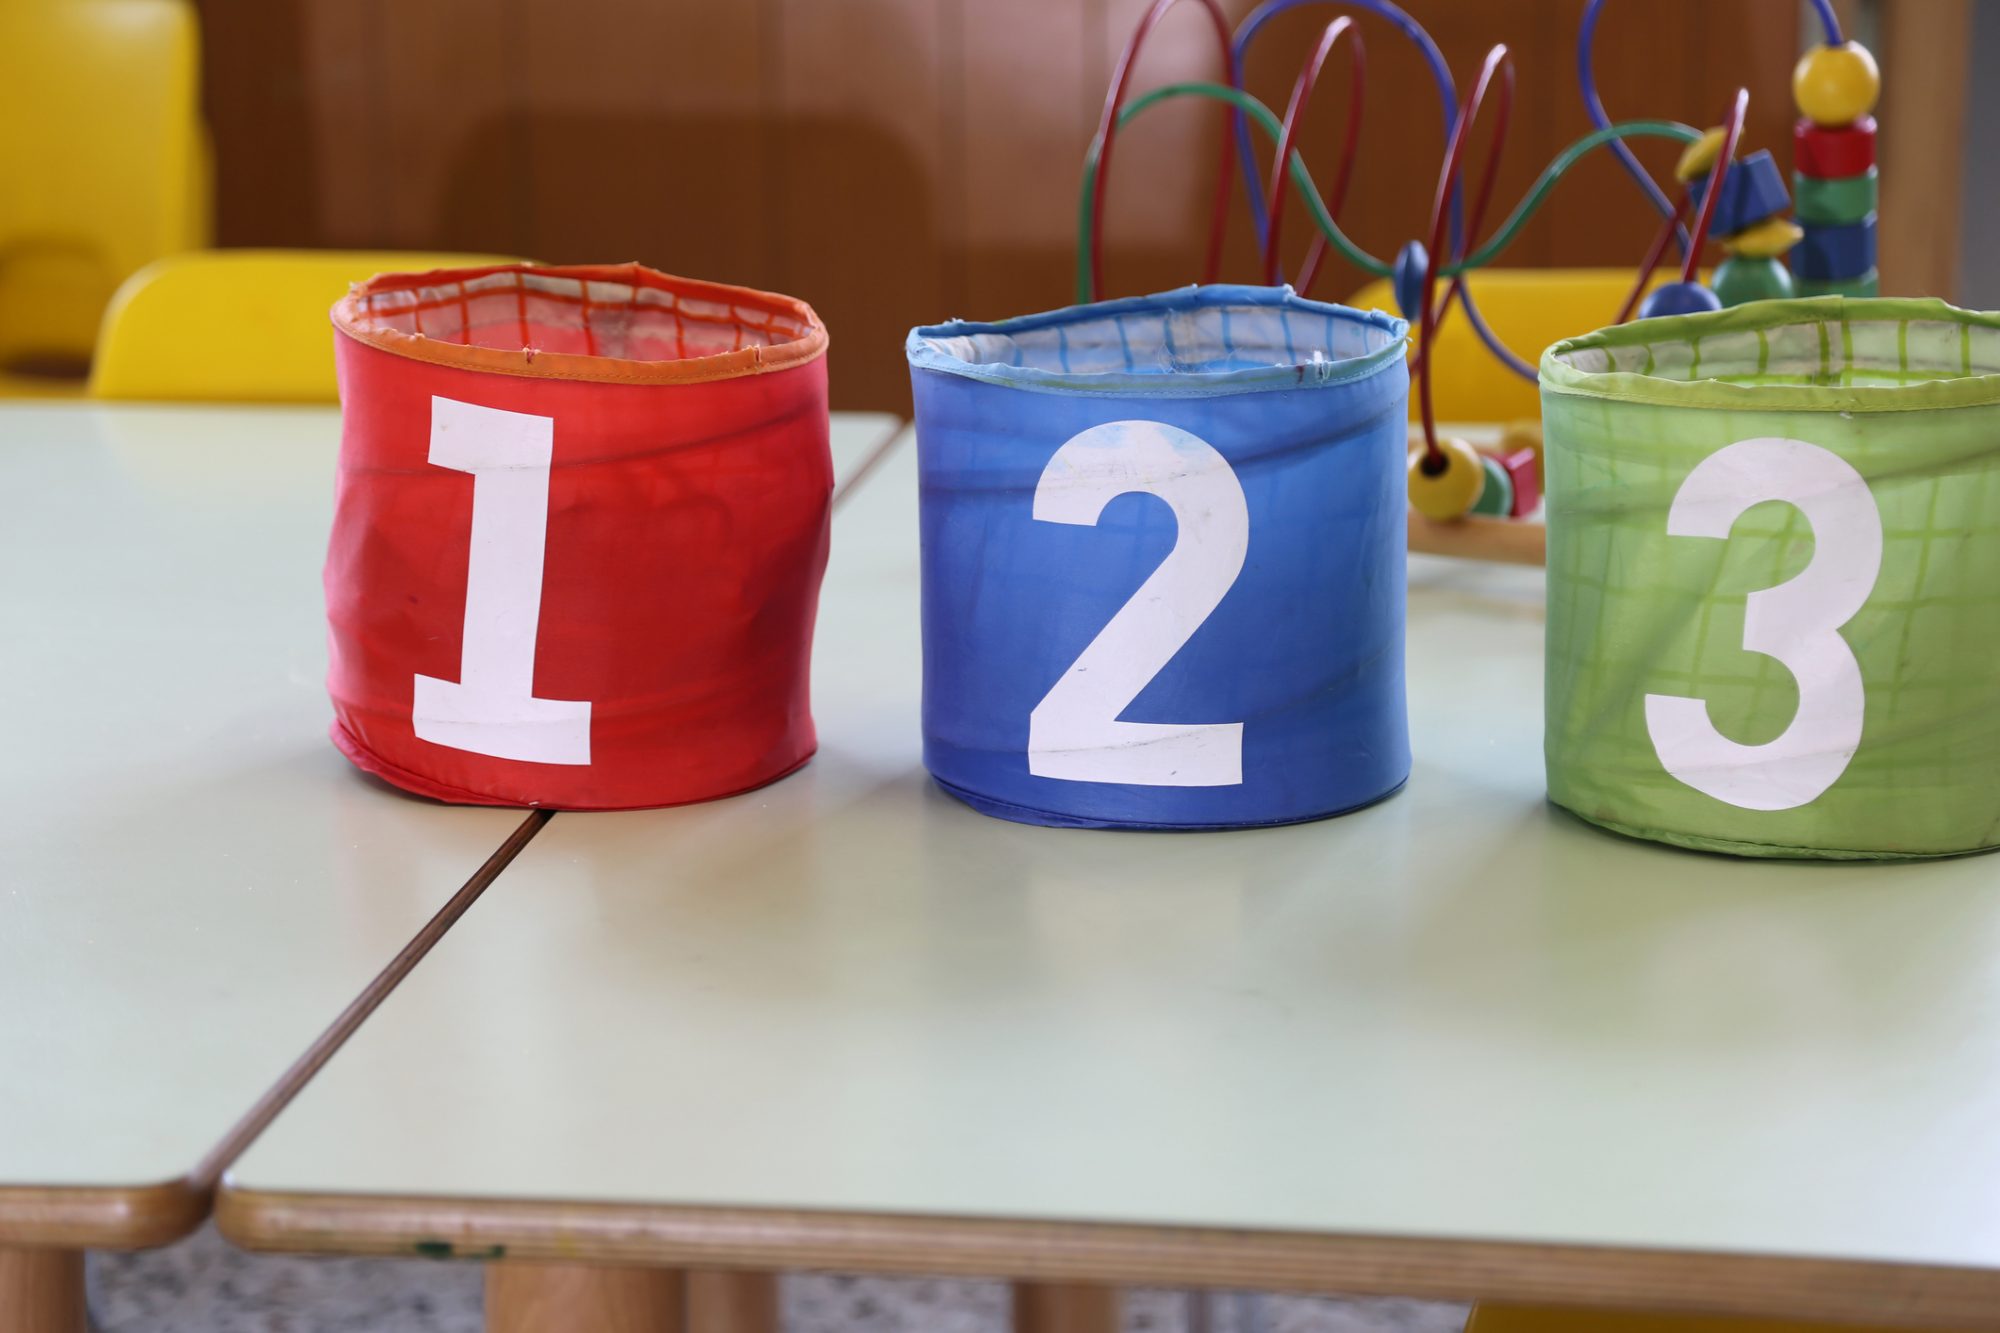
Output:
[
  {"left": 685, "top": 1269, "right": 778, "bottom": 1333},
  {"left": 487, "top": 1260, "right": 686, "bottom": 1333},
  {"left": 1013, "top": 1281, "right": 1121, "bottom": 1333},
  {"left": 0, "top": 1247, "right": 86, "bottom": 1333}
]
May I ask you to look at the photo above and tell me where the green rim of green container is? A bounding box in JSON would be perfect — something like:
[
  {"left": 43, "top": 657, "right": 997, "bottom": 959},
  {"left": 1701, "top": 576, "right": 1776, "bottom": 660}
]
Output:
[{"left": 1541, "top": 296, "right": 2000, "bottom": 413}]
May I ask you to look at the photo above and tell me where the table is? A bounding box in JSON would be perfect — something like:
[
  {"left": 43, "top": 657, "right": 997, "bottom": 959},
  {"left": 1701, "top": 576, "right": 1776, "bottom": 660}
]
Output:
[
  {"left": 0, "top": 401, "right": 897, "bottom": 1329},
  {"left": 220, "top": 426, "right": 2000, "bottom": 1330}
]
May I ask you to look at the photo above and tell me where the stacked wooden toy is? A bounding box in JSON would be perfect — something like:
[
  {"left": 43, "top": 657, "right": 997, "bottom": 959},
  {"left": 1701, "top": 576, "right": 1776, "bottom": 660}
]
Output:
[
  {"left": 1791, "top": 41, "right": 1880, "bottom": 297},
  {"left": 1677, "top": 134, "right": 1803, "bottom": 307}
]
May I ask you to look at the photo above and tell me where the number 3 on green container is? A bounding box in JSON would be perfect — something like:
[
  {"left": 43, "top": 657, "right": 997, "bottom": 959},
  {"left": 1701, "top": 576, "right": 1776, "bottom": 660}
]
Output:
[{"left": 1644, "top": 437, "right": 1884, "bottom": 812}]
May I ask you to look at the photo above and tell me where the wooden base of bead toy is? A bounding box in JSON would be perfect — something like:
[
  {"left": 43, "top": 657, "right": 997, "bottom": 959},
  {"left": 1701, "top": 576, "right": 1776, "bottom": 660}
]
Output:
[
  {"left": 1407, "top": 511, "right": 1546, "bottom": 566},
  {"left": 1404, "top": 420, "right": 1546, "bottom": 565}
]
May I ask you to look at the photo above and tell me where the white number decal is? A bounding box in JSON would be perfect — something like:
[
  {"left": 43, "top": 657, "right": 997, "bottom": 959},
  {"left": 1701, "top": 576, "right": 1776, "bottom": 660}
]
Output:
[
  {"left": 1644, "top": 436, "right": 1882, "bottom": 810},
  {"left": 1028, "top": 420, "right": 1249, "bottom": 786},
  {"left": 413, "top": 396, "right": 592, "bottom": 765}
]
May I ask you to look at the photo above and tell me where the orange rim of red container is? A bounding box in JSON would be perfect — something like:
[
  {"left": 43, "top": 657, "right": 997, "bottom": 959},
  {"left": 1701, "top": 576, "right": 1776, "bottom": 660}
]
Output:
[{"left": 331, "top": 261, "right": 827, "bottom": 386}]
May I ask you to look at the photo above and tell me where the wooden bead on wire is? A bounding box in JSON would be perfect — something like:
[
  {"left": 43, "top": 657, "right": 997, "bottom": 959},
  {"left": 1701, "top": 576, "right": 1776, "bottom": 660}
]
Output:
[
  {"left": 1675, "top": 127, "right": 1727, "bottom": 183},
  {"left": 1637, "top": 281, "right": 1722, "bottom": 319},
  {"left": 1792, "top": 42, "right": 1880, "bottom": 128},
  {"left": 1714, "top": 254, "right": 1795, "bottom": 307},
  {"left": 1495, "top": 445, "right": 1541, "bottom": 516},
  {"left": 1794, "top": 116, "right": 1876, "bottom": 179},
  {"left": 1723, "top": 215, "right": 1804, "bottom": 259},
  {"left": 1469, "top": 453, "right": 1514, "bottom": 517},
  {"left": 1407, "top": 437, "right": 1486, "bottom": 521}
]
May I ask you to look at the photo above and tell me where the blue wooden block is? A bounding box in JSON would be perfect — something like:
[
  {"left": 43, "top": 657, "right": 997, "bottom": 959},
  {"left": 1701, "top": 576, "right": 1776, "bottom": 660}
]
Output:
[
  {"left": 1695, "top": 151, "right": 1791, "bottom": 237},
  {"left": 1792, "top": 215, "right": 1877, "bottom": 280}
]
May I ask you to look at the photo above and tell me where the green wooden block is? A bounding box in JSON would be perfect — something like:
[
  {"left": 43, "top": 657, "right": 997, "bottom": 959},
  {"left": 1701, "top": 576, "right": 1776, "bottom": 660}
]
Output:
[
  {"left": 1469, "top": 451, "right": 1513, "bottom": 515},
  {"left": 1794, "top": 168, "right": 1877, "bottom": 225},
  {"left": 1714, "top": 254, "right": 1795, "bottom": 307}
]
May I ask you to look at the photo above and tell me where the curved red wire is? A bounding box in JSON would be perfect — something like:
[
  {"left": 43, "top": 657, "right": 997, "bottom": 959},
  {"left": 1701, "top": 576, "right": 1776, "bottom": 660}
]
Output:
[
  {"left": 1263, "top": 17, "right": 1365, "bottom": 289},
  {"left": 1087, "top": 0, "right": 1243, "bottom": 303},
  {"left": 1418, "top": 44, "right": 1515, "bottom": 467},
  {"left": 1616, "top": 191, "right": 1690, "bottom": 323},
  {"left": 1680, "top": 87, "right": 1748, "bottom": 284}
]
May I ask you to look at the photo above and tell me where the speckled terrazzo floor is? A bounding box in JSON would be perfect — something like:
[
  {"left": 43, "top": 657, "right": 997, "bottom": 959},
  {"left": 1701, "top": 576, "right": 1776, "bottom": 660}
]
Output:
[{"left": 88, "top": 1225, "right": 1471, "bottom": 1332}]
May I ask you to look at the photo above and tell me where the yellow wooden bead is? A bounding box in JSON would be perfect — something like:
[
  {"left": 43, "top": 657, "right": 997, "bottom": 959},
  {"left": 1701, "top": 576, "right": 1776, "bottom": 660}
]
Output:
[
  {"left": 1722, "top": 215, "right": 1805, "bottom": 258},
  {"left": 1408, "top": 437, "right": 1486, "bottom": 521},
  {"left": 1675, "top": 127, "right": 1726, "bottom": 183},
  {"left": 1792, "top": 43, "right": 1880, "bottom": 127}
]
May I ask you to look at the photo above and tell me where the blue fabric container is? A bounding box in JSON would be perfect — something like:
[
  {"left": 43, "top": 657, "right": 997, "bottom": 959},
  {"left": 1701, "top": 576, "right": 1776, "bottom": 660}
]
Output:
[{"left": 906, "top": 285, "right": 1411, "bottom": 830}]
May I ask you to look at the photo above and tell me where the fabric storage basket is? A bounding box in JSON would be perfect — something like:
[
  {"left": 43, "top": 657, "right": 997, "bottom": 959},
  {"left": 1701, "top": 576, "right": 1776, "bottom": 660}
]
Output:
[
  {"left": 908, "top": 284, "right": 1410, "bottom": 830},
  {"left": 1542, "top": 297, "right": 2000, "bottom": 858},
  {"left": 326, "top": 261, "right": 832, "bottom": 810}
]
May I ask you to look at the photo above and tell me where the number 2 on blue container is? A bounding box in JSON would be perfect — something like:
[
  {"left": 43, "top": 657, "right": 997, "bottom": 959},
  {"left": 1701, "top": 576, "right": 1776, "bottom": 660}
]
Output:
[{"left": 1027, "top": 420, "right": 1249, "bottom": 788}]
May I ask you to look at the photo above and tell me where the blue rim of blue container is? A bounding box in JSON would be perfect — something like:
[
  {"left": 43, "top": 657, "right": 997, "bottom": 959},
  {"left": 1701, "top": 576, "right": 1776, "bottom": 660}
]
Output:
[{"left": 906, "top": 284, "right": 1408, "bottom": 398}]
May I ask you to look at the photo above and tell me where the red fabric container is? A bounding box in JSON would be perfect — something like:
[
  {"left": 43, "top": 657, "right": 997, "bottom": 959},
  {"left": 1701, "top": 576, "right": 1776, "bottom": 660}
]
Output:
[{"left": 325, "top": 262, "right": 832, "bottom": 809}]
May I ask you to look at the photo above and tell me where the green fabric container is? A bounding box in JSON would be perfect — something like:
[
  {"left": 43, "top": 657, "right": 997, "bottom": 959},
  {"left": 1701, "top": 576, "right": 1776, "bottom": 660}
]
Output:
[{"left": 1541, "top": 298, "right": 2000, "bottom": 858}]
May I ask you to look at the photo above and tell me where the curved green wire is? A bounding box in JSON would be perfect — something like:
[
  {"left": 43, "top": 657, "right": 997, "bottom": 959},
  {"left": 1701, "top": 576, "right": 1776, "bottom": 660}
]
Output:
[
  {"left": 1077, "top": 81, "right": 1704, "bottom": 305},
  {"left": 1078, "top": 83, "right": 1372, "bottom": 303},
  {"left": 1454, "top": 118, "right": 1703, "bottom": 272}
]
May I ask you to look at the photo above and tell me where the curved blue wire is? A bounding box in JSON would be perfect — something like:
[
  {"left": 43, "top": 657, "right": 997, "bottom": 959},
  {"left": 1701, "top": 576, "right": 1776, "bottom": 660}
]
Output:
[
  {"left": 1807, "top": 0, "right": 1845, "bottom": 44},
  {"left": 1223, "top": 0, "right": 1549, "bottom": 380},
  {"left": 1578, "top": 0, "right": 1688, "bottom": 252},
  {"left": 1231, "top": 0, "right": 1456, "bottom": 242}
]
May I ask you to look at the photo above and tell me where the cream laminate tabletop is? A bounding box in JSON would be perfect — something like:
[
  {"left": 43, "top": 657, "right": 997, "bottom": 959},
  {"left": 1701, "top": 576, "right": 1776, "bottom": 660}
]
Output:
[
  {"left": 0, "top": 402, "right": 527, "bottom": 1244},
  {"left": 0, "top": 403, "right": 896, "bottom": 1248},
  {"left": 223, "top": 427, "right": 2000, "bottom": 1324}
]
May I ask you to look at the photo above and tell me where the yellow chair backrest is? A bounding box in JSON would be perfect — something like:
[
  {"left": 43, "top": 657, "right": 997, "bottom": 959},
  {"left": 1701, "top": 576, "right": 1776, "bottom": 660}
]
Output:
[
  {"left": 1347, "top": 268, "right": 1683, "bottom": 423},
  {"left": 1466, "top": 1306, "right": 1919, "bottom": 1333},
  {"left": 90, "top": 250, "right": 521, "bottom": 403},
  {"left": 0, "top": 0, "right": 209, "bottom": 373}
]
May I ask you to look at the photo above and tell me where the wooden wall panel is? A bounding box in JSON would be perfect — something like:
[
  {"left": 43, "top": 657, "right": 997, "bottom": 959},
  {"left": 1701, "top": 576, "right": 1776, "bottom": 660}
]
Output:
[
  {"left": 1875, "top": 0, "right": 1972, "bottom": 296},
  {"left": 373, "top": 3, "right": 524, "bottom": 255},
  {"left": 516, "top": 0, "right": 770, "bottom": 280},
  {"left": 193, "top": 0, "right": 1821, "bottom": 411},
  {"left": 958, "top": 0, "right": 1098, "bottom": 321},
  {"left": 191, "top": 0, "right": 324, "bottom": 246},
  {"left": 294, "top": 0, "right": 386, "bottom": 250},
  {"left": 766, "top": 0, "right": 953, "bottom": 410}
]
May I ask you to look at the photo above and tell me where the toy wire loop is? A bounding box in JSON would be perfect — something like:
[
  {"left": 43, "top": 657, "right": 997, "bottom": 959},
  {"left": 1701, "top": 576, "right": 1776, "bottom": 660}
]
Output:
[
  {"left": 1084, "top": 0, "right": 1244, "bottom": 304},
  {"left": 1417, "top": 45, "right": 1514, "bottom": 469},
  {"left": 1682, "top": 88, "right": 1750, "bottom": 284},
  {"left": 1263, "top": 16, "right": 1365, "bottom": 291},
  {"left": 1075, "top": 1, "right": 1710, "bottom": 392}
]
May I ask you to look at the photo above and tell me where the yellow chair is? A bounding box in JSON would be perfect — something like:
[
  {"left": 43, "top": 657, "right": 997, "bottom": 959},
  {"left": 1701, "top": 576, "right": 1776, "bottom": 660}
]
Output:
[
  {"left": 1347, "top": 268, "right": 1691, "bottom": 423},
  {"left": 0, "top": 0, "right": 210, "bottom": 393},
  {"left": 89, "top": 250, "right": 519, "bottom": 402},
  {"left": 1466, "top": 1306, "right": 1919, "bottom": 1332}
]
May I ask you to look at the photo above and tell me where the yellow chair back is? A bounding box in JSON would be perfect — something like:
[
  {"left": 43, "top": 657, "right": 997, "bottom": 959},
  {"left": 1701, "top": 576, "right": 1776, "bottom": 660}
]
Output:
[
  {"left": 1347, "top": 268, "right": 1683, "bottom": 423},
  {"left": 90, "top": 250, "right": 520, "bottom": 403},
  {"left": 0, "top": 0, "right": 209, "bottom": 377}
]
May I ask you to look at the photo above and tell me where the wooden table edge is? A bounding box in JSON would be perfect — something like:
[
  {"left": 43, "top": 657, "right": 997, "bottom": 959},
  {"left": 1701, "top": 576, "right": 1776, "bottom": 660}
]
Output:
[
  {"left": 213, "top": 1187, "right": 2000, "bottom": 1328},
  {"left": 0, "top": 809, "right": 549, "bottom": 1255},
  {"left": 0, "top": 1179, "right": 208, "bottom": 1250},
  {"left": 830, "top": 415, "right": 909, "bottom": 510}
]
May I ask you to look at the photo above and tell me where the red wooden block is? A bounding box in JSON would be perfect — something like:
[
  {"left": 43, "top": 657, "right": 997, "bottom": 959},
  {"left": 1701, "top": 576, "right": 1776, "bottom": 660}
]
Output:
[
  {"left": 1794, "top": 115, "right": 1876, "bottom": 179},
  {"left": 1498, "top": 447, "right": 1540, "bottom": 517}
]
